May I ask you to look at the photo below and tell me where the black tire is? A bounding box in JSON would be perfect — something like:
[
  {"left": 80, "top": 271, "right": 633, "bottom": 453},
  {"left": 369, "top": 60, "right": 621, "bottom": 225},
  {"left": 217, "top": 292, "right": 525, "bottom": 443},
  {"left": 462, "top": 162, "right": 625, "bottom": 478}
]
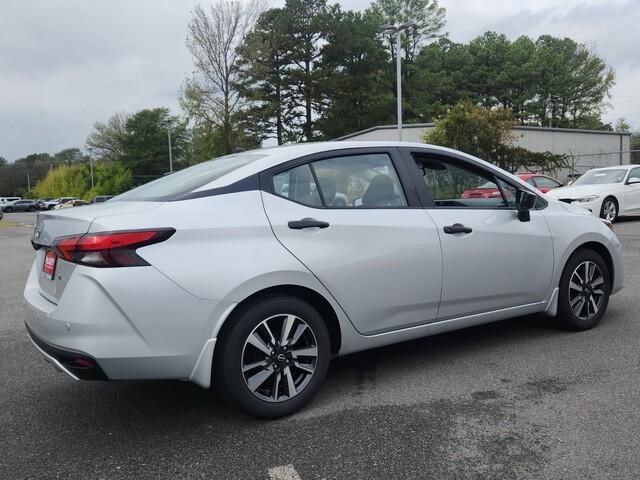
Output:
[
  {"left": 557, "top": 249, "right": 610, "bottom": 331},
  {"left": 4, "top": 207, "right": 12, "bottom": 213},
  {"left": 600, "top": 196, "right": 618, "bottom": 223},
  {"left": 214, "top": 296, "right": 331, "bottom": 418},
  {"left": 28, "top": 206, "right": 36, "bottom": 212}
]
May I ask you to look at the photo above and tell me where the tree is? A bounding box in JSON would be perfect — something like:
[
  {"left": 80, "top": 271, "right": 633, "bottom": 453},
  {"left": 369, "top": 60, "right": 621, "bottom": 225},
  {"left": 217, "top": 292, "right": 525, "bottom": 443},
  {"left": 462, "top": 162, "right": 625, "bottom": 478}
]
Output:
[
  {"left": 32, "top": 162, "right": 133, "bottom": 200},
  {"left": 0, "top": 157, "right": 7, "bottom": 167},
  {"left": 631, "top": 133, "right": 640, "bottom": 164},
  {"left": 54, "top": 148, "right": 85, "bottom": 165},
  {"left": 182, "top": 0, "right": 264, "bottom": 154},
  {"left": 615, "top": 118, "right": 631, "bottom": 133},
  {"left": 317, "top": 10, "right": 395, "bottom": 138},
  {"left": 369, "top": 0, "right": 446, "bottom": 63},
  {"left": 425, "top": 101, "right": 567, "bottom": 174},
  {"left": 86, "top": 112, "right": 130, "bottom": 161},
  {"left": 530, "top": 35, "right": 615, "bottom": 128},
  {"left": 282, "top": 0, "right": 338, "bottom": 141},
  {"left": 235, "top": 8, "right": 295, "bottom": 145},
  {"left": 120, "top": 108, "right": 189, "bottom": 178},
  {"left": 87, "top": 108, "right": 188, "bottom": 178}
]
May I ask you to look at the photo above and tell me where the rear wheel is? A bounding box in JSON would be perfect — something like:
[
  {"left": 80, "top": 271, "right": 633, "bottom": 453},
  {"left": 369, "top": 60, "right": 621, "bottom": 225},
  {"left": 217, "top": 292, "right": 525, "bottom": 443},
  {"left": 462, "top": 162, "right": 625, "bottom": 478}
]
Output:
[
  {"left": 215, "top": 296, "right": 331, "bottom": 418},
  {"left": 28, "top": 206, "right": 36, "bottom": 212},
  {"left": 600, "top": 196, "right": 618, "bottom": 223},
  {"left": 557, "top": 249, "right": 610, "bottom": 331}
]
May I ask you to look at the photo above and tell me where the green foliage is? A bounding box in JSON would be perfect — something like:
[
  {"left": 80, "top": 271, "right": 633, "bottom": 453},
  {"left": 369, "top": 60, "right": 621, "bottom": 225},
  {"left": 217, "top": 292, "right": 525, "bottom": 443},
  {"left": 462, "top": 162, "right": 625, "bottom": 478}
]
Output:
[
  {"left": 32, "top": 162, "right": 133, "bottom": 200},
  {"left": 368, "top": 0, "right": 446, "bottom": 62},
  {"left": 32, "top": 164, "right": 91, "bottom": 199},
  {"left": 87, "top": 108, "right": 188, "bottom": 179},
  {"left": 317, "top": 10, "right": 395, "bottom": 138},
  {"left": 631, "top": 134, "right": 640, "bottom": 165},
  {"left": 615, "top": 118, "right": 631, "bottom": 133},
  {"left": 425, "top": 102, "right": 567, "bottom": 174}
]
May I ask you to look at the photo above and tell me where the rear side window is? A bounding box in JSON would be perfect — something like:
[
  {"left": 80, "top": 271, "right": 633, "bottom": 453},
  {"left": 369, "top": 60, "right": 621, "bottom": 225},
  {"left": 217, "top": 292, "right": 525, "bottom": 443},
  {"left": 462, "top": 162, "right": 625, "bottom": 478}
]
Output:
[
  {"left": 273, "top": 164, "right": 322, "bottom": 207},
  {"left": 272, "top": 153, "right": 407, "bottom": 208},
  {"left": 112, "top": 153, "right": 265, "bottom": 202}
]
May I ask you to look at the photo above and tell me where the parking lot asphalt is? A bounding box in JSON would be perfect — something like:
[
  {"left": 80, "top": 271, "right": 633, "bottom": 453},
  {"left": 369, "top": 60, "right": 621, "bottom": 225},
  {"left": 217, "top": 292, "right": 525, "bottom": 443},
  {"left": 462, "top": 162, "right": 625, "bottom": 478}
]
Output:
[{"left": 1, "top": 211, "right": 640, "bottom": 479}]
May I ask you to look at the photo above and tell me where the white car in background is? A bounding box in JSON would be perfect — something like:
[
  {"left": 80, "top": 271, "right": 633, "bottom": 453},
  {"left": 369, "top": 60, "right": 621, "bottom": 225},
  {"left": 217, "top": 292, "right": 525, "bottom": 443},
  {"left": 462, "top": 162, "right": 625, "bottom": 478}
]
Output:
[{"left": 547, "top": 165, "right": 640, "bottom": 222}]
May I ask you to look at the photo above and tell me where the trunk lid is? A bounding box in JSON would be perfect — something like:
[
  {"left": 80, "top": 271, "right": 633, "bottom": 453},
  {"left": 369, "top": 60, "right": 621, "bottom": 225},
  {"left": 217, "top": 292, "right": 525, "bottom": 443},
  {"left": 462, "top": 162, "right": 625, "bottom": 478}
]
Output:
[{"left": 32, "top": 201, "right": 161, "bottom": 303}]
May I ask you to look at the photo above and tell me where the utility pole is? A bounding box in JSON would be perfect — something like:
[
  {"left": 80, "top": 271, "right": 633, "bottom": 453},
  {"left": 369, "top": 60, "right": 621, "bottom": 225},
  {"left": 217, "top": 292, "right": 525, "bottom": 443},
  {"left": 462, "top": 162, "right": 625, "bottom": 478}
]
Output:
[
  {"left": 167, "top": 126, "right": 174, "bottom": 173},
  {"left": 381, "top": 23, "right": 416, "bottom": 142},
  {"left": 87, "top": 147, "right": 94, "bottom": 189},
  {"left": 27, "top": 172, "right": 31, "bottom": 192}
]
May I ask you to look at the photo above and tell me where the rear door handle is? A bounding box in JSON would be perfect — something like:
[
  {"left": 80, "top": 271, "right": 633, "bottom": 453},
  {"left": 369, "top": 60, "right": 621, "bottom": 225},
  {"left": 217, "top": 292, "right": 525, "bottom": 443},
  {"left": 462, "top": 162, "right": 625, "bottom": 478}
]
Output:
[
  {"left": 288, "top": 218, "right": 330, "bottom": 230},
  {"left": 443, "top": 223, "right": 473, "bottom": 234}
]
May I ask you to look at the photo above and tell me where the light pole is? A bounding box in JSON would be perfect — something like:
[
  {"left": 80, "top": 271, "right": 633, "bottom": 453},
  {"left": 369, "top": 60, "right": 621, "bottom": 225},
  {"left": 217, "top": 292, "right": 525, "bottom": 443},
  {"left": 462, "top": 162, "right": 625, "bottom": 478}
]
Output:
[
  {"left": 381, "top": 22, "right": 416, "bottom": 141},
  {"left": 87, "top": 147, "right": 94, "bottom": 189},
  {"left": 167, "top": 126, "right": 174, "bottom": 173}
]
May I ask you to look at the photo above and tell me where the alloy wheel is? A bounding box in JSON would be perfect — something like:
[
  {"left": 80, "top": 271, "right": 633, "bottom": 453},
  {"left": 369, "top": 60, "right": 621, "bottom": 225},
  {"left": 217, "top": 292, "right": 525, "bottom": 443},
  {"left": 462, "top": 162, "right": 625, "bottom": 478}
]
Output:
[
  {"left": 568, "top": 261, "right": 605, "bottom": 320},
  {"left": 241, "top": 314, "right": 318, "bottom": 402},
  {"left": 603, "top": 200, "right": 617, "bottom": 222}
]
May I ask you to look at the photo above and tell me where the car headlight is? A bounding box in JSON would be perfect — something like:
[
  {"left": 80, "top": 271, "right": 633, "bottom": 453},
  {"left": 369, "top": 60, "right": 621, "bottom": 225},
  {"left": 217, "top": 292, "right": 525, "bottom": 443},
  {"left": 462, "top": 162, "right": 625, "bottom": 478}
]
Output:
[{"left": 573, "top": 195, "right": 599, "bottom": 203}]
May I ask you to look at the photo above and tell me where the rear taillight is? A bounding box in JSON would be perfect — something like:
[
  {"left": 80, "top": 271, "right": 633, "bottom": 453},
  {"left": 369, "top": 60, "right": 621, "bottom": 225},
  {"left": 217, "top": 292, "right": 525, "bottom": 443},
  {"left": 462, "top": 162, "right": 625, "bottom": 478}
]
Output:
[{"left": 54, "top": 229, "right": 175, "bottom": 267}]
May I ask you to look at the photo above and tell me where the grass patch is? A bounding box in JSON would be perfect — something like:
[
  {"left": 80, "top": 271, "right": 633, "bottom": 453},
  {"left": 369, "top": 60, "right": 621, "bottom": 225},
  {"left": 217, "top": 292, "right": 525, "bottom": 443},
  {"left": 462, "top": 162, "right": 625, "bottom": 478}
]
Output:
[{"left": 0, "top": 220, "right": 21, "bottom": 227}]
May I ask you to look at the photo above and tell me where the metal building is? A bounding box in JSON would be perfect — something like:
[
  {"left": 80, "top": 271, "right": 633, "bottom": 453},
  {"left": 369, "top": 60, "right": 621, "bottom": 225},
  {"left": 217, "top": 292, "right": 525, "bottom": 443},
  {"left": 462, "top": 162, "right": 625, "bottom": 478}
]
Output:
[{"left": 337, "top": 123, "right": 632, "bottom": 180}]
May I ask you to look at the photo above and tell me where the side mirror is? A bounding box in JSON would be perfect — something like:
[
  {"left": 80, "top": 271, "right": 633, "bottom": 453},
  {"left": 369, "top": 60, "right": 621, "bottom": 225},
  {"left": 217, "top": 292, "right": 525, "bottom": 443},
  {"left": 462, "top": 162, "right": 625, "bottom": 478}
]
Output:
[{"left": 516, "top": 189, "right": 537, "bottom": 222}]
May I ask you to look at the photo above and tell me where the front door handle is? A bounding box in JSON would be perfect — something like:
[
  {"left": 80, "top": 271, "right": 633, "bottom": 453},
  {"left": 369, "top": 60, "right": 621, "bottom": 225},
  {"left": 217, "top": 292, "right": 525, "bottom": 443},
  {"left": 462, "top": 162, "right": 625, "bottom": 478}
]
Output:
[
  {"left": 443, "top": 223, "right": 473, "bottom": 234},
  {"left": 288, "top": 218, "right": 330, "bottom": 230}
]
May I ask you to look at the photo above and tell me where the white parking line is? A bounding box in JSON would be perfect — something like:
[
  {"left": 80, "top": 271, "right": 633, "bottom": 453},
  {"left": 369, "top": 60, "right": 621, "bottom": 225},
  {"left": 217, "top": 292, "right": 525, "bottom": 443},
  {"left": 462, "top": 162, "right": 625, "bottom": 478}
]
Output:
[{"left": 267, "top": 464, "right": 302, "bottom": 480}]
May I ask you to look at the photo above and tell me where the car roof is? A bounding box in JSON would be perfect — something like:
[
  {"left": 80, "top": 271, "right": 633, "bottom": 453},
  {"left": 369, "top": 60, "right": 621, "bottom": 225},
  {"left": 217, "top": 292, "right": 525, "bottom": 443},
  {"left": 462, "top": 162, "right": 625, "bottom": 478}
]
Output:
[{"left": 197, "top": 141, "right": 531, "bottom": 191}]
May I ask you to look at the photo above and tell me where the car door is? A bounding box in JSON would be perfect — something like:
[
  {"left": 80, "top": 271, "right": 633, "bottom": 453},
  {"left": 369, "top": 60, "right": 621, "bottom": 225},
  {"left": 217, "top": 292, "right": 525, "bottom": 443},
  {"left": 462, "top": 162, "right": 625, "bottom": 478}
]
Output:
[
  {"left": 621, "top": 167, "right": 640, "bottom": 215},
  {"left": 261, "top": 148, "right": 443, "bottom": 335},
  {"left": 403, "top": 148, "right": 555, "bottom": 320}
]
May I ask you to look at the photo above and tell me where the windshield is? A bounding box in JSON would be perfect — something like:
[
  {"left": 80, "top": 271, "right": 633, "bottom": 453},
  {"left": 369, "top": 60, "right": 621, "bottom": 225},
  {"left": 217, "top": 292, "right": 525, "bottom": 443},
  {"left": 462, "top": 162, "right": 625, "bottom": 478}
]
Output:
[
  {"left": 112, "top": 152, "right": 265, "bottom": 202},
  {"left": 572, "top": 169, "right": 626, "bottom": 185}
]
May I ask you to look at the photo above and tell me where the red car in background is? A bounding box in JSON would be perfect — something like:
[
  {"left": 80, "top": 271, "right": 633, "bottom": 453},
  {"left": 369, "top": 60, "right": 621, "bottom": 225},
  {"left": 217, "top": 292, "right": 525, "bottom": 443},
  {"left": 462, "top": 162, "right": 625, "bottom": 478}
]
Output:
[{"left": 462, "top": 173, "right": 563, "bottom": 199}]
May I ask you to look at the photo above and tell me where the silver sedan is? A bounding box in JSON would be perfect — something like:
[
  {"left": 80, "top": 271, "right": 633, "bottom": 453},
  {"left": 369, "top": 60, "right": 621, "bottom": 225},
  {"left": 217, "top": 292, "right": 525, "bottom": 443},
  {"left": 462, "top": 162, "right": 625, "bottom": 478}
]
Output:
[{"left": 24, "top": 142, "right": 623, "bottom": 418}]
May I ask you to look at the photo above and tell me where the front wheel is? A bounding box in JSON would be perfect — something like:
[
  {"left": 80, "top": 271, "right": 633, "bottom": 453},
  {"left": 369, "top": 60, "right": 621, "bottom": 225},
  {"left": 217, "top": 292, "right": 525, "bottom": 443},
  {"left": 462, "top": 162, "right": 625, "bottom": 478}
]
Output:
[
  {"left": 557, "top": 249, "right": 610, "bottom": 331},
  {"left": 600, "top": 196, "right": 618, "bottom": 223},
  {"left": 4, "top": 207, "right": 12, "bottom": 213},
  {"left": 215, "top": 296, "right": 331, "bottom": 418},
  {"left": 28, "top": 206, "right": 36, "bottom": 212}
]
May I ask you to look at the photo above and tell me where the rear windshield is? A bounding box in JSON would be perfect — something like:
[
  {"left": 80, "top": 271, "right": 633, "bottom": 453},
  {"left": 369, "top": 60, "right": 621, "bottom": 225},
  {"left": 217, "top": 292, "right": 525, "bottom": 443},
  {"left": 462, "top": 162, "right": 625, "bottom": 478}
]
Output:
[{"left": 112, "top": 153, "right": 265, "bottom": 202}]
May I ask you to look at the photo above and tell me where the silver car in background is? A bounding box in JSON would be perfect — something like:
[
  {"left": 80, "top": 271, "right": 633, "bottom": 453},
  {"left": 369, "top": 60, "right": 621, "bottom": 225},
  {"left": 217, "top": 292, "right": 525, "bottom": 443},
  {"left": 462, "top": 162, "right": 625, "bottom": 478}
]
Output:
[{"left": 24, "top": 142, "right": 623, "bottom": 417}]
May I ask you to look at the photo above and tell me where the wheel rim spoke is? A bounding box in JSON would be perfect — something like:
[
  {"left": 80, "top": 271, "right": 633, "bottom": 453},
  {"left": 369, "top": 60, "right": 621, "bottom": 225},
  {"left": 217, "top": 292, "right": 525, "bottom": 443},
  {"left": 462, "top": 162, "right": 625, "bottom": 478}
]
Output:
[
  {"left": 247, "top": 332, "right": 272, "bottom": 356},
  {"left": 569, "top": 280, "right": 582, "bottom": 291},
  {"left": 284, "top": 366, "right": 297, "bottom": 397},
  {"left": 291, "top": 346, "right": 317, "bottom": 358},
  {"left": 243, "top": 359, "right": 268, "bottom": 373},
  {"left": 289, "top": 324, "right": 307, "bottom": 346},
  {"left": 246, "top": 367, "right": 274, "bottom": 392},
  {"left": 280, "top": 314, "right": 296, "bottom": 346}
]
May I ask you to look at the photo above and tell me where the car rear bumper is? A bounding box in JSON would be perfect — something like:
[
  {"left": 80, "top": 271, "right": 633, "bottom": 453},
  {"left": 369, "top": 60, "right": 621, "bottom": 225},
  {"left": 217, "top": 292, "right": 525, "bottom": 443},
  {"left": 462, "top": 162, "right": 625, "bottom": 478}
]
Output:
[
  {"left": 25, "top": 323, "right": 108, "bottom": 380},
  {"left": 23, "top": 258, "right": 223, "bottom": 386}
]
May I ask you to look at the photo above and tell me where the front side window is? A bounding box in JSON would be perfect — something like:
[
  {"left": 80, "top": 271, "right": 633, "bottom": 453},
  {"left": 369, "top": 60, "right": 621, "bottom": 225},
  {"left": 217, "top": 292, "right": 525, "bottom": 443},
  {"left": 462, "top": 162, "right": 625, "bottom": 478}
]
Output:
[{"left": 414, "top": 156, "right": 511, "bottom": 208}]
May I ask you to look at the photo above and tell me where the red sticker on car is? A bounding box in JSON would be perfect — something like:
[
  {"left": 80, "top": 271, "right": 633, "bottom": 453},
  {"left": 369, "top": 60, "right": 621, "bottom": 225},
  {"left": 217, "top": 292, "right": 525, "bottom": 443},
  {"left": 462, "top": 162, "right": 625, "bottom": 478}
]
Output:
[{"left": 43, "top": 250, "right": 57, "bottom": 279}]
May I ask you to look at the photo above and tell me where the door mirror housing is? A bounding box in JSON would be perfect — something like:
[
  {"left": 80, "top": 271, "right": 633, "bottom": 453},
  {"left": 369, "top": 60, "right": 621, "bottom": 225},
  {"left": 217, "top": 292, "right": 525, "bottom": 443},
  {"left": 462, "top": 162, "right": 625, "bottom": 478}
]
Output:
[{"left": 516, "top": 189, "right": 537, "bottom": 222}]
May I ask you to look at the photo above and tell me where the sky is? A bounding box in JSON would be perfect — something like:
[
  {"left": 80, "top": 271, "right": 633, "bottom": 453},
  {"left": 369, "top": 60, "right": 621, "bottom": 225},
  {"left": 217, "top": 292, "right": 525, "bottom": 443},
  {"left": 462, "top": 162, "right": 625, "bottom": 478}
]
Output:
[{"left": 0, "top": 0, "right": 638, "bottom": 161}]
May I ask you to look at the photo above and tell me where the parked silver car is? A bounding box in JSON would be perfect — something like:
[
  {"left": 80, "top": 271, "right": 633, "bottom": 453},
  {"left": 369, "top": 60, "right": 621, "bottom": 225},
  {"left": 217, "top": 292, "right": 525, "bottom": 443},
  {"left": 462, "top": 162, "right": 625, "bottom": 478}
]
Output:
[{"left": 24, "top": 142, "right": 623, "bottom": 417}]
